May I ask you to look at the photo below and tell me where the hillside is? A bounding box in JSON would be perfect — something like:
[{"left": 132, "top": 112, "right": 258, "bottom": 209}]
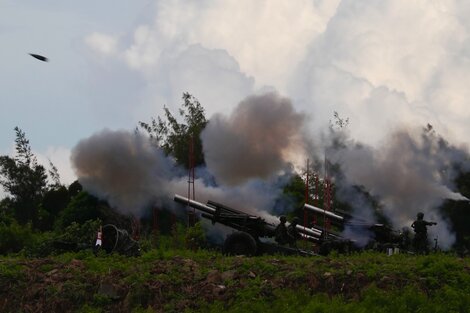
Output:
[{"left": 1, "top": 250, "right": 469, "bottom": 313}]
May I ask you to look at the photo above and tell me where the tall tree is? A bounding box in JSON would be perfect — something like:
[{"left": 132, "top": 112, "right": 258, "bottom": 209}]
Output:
[
  {"left": 0, "top": 127, "right": 48, "bottom": 224},
  {"left": 139, "top": 93, "right": 208, "bottom": 168}
]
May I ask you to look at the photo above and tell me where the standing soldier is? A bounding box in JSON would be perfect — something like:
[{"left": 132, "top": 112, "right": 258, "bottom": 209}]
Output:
[
  {"left": 287, "top": 217, "right": 301, "bottom": 247},
  {"left": 274, "top": 216, "right": 289, "bottom": 245},
  {"left": 411, "top": 212, "right": 437, "bottom": 254}
]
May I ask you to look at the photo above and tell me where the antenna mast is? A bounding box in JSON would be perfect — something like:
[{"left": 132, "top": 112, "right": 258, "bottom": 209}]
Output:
[
  {"left": 304, "top": 159, "right": 309, "bottom": 230},
  {"left": 187, "top": 134, "right": 196, "bottom": 226}
]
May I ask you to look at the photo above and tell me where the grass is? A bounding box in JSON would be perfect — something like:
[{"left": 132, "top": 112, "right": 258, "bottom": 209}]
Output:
[{"left": 0, "top": 249, "right": 469, "bottom": 312}]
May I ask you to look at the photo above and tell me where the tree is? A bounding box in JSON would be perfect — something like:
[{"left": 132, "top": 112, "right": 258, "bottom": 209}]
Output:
[
  {"left": 330, "top": 111, "right": 350, "bottom": 130},
  {"left": 0, "top": 127, "right": 48, "bottom": 224},
  {"left": 55, "top": 191, "right": 100, "bottom": 229},
  {"left": 47, "top": 159, "right": 61, "bottom": 189},
  {"left": 138, "top": 93, "right": 208, "bottom": 168},
  {"left": 37, "top": 186, "right": 70, "bottom": 231}
]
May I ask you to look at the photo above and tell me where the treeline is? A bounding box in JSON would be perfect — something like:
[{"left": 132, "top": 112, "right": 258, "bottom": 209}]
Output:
[
  {"left": 1, "top": 93, "right": 469, "bottom": 256},
  {"left": 0, "top": 93, "right": 209, "bottom": 256}
]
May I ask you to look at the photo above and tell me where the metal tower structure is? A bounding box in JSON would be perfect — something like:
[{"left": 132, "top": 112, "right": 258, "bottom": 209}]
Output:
[
  {"left": 304, "top": 158, "right": 309, "bottom": 229},
  {"left": 187, "top": 134, "right": 196, "bottom": 227}
]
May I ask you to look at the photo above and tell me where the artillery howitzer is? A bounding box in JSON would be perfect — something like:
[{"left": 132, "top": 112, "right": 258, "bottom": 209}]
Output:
[
  {"left": 174, "top": 194, "right": 407, "bottom": 256},
  {"left": 303, "top": 203, "right": 410, "bottom": 254},
  {"left": 174, "top": 194, "right": 321, "bottom": 256}
]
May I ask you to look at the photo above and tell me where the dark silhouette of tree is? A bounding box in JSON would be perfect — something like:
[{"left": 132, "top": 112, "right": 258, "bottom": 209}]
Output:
[
  {"left": 47, "top": 159, "right": 61, "bottom": 189},
  {"left": 330, "top": 111, "right": 350, "bottom": 130},
  {"left": 37, "top": 186, "right": 70, "bottom": 231},
  {"left": 55, "top": 191, "right": 100, "bottom": 229},
  {"left": 68, "top": 180, "right": 83, "bottom": 198},
  {"left": 138, "top": 93, "right": 208, "bottom": 168},
  {"left": 0, "top": 127, "right": 48, "bottom": 225}
]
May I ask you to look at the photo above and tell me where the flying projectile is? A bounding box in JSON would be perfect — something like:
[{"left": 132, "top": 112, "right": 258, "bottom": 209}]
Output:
[{"left": 29, "top": 53, "right": 48, "bottom": 62}]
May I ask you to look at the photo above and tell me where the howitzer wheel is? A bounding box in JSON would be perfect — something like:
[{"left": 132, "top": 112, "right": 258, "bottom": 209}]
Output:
[
  {"left": 102, "top": 224, "right": 119, "bottom": 254},
  {"left": 223, "top": 232, "right": 258, "bottom": 256}
]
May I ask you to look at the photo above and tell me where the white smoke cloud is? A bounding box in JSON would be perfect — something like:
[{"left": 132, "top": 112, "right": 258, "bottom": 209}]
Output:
[
  {"left": 141, "top": 44, "right": 255, "bottom": 117},
  {"left": 291, "top": 0, "right": 470, "bottom": 145},
  {"left": 84, "top": 0, "right": 470, "bottom": 146},
  {"left": 79, "top": 0, "right": 470, "bottom": 248},
  {"left": 84, "top": 0, "right": 340, "bottom": 121},
  {"left": 327, "top": 127, "right": 470, "bottom": 248},
  {"left": 85, "top": 32, "right": 118, "bottom": 56},
  {"left": 118, "top": 0, "right": 339, "bottom": 89}
]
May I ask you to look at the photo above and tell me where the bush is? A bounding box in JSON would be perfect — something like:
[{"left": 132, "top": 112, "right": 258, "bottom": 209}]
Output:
[
  {"left": 37, "top": 186, "right": 71, "bottom": 231},
  {"left": 56, "top": 192, "right": 100, "bottom": 229},
  {"left": 185, "top": 222, "right": 206, "bottom": 250},
  {"left": 0, "top": 221, "right": 34, "bottom": 254},
  {"left": 24, "top": 219, "right": 101, "bottom": 257}
]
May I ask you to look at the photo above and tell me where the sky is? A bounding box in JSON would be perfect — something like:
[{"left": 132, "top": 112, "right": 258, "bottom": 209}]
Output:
[{"left": 2, "top": 0, "right": 470, "bottom": 193}]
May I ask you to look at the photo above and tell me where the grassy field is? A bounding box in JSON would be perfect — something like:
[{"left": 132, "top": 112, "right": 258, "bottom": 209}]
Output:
[{"left": 0, "top": 249, "right": 469, "bottom": 312}]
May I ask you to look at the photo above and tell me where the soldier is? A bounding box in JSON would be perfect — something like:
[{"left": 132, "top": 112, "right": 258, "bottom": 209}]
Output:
[
  {"left": 287, "top": 217, "right": 301, "bottom": 247},
  {"left": 400, "top": 227, "right": 413, "bottom": 251},
  {"left": 274, "top": 216, "right": 289, "bottom": 245},
  {"left": 411, "top": 212, "right": 437, "bottom": 254}
]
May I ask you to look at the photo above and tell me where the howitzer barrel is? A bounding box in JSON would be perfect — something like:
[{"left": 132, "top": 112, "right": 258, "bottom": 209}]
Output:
[
  {"left": 304, "top": 203, "right": 344, "bottom": 222},
  {"left": 296, "top": 224, "right": 322, "bottom": 237},
  {"left": 301, "top": 233, "right": 320, "bottom": 242},
  {"left": 174, "top": 194, "right": 216, "bottom": 215}
]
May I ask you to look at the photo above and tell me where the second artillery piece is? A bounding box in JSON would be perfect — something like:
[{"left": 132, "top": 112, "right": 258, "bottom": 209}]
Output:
[
  {"left": 174, "top": 194, "right": 322, "bottom": 256},
  {"left": 303, "top": 203, "right": 411, "bottom": 254}
]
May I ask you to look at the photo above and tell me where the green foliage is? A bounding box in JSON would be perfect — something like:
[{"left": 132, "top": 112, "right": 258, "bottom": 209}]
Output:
[
  {"left": 281, "top": 174, "right": 305, "bottom": 216},
  {"left": 56, "top": 191, "right": 100, "bottom": 229},
  {"left": 131, "top": 307, "right": 155, "bottom": 313},
  {"left": 0, "top": 198, "right": 15, "bottom": 224},
  {"left": 196, "top": 284, "right": 470, "bottom": 313},
  {"left": 0, "top": 249, "right": 469, "bottom": 312},
  {"left": 185, "top": 222, "right": 206, "bottom": 250},
  {"left": 0, "top": 262, "right": 25, "bottom": 282},
  {"left": 77, "top": 304, "right": 103, "bottom": 313},
  {"left": 138, "top": 92, "right": 208, "bottom": 168},
  {"left": 0, "top": 127, "right": 48, "bottom": 225},
  {"left": 25, "top": 219, "right": 101, "bottom": 257},
  {"left": 60, "top": 219, "right": 102, "bottom": 247},
  {"left": 68, "top": 180, "right": 83, "bottom": 197},
  {"left": 37, "top": 186, "right": 71, "bottom": 231},
  {"left": 0, "top": 221, "right": 34, "bottom": 254}
]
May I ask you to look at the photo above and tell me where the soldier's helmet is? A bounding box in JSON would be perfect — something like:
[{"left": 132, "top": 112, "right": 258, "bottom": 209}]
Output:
[
  {"left": 279, "top": 215, "right": 287, "bottom": 223},
  {"left": 291, "top": 217, "right": 300, "bottom": 225},
  {"left": 417, "top": 212, "right": 424, "bottom": 219}
]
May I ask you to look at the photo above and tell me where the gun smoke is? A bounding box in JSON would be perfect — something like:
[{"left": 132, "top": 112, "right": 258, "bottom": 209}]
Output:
[
  {"left": 201, "top": 92, "right": 308, "bottom": 186},
  {"left": 327, "top": 127, "right": 470, "bottom": 249},
  {"left": 70, "top": 92, "right": 469, "bottom": 250},
  {"left": 71, "top": 126, "right": 295, "bottom": 221},
  {"left": 71, "top": 129, "right": 174, "bottom": 216}
]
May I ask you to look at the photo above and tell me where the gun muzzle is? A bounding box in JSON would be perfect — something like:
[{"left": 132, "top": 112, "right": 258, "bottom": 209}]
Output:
[
  {"left": 174, "top": 194, "right": 217, "bottom": 215},
  {"left": 295, "top": 224, "right": 323, "bottom": 238},
  {"left": 304, "top": 203, "right": 345, "bottom": 222}
]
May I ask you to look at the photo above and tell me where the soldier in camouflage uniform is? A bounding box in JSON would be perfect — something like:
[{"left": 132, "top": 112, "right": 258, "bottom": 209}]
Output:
[
  {"left": 274, "top": 216, "right": 289, "bottom": 245},
  {"left": 411, "top": 212, "right": 437, "bottom": 254},
  {"left": 287, "top": 217, "right": 301, "bottom": 247}
]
